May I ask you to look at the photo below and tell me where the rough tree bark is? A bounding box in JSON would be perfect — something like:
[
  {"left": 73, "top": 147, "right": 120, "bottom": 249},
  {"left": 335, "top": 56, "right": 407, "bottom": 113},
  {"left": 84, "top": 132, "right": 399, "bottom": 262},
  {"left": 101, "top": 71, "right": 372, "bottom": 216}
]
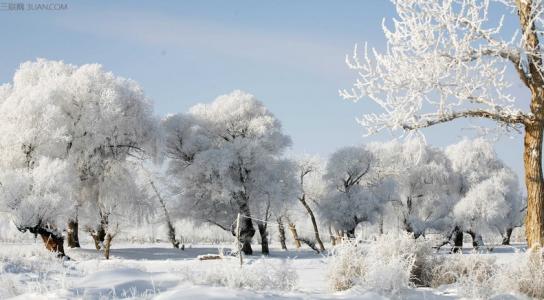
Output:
[
  {"left": 277, "top": 217, "right": 287, "bottom": 250},
  {"left": 288, "top": 222, "right": 302, "bottom": 248},
  {"left": 524, "top": 121, "right": 544, "bottom": 248},
  {"left": 67, "top": 219, "right": 80, "bottom": 248},
  {"left": 517, "top": 0, "right": 544, "bottom": 249},
  {"left": 257, "top": 223, "right": 269, "bottom": 255}
]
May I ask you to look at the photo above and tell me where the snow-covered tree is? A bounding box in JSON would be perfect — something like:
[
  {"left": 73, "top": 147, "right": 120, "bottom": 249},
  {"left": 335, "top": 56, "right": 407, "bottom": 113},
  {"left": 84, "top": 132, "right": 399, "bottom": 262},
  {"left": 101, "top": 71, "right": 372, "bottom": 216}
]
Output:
[
  {"left": 370, "top": 140, "right": 460, "bottom": 237},
  {"left": 295, "top": 155, "right": 326, "bottom": 251},
  {"left": 341, "top": 0, "right": 544, "bottom": 248},
  {"left": 445, "top": 138, "right": 505, "bottom": 195},
  {"left": 0, "top": 158, "right": 77, "bottom": 257},
  {"left": 446, "top": 138, "right": 525, "bottom": 244},
  {"left": 319, "top": 146, "right": 380, "bottom": 238},
  {"left": 135, "top": 163, "right": 181, "bottom": 249},
  {"left": 0, "top": 59, "right": 159, "bottom": 256},
  {"left": 163, "top": 90, "right": 292, "bottom": 254},
  {"left": 454, "top": 168, "right": 524, "bottom": 244},
  {"left": 248, "top": 158, "right": 299, "bottom": 254}
]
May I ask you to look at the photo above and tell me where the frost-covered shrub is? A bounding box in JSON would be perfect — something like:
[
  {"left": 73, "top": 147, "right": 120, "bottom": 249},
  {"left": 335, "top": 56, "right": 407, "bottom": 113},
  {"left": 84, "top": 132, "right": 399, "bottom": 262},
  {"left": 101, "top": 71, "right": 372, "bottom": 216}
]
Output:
[
  {"left": 0, "top": 244, "right": 77, "bottom": 298},
  {"left": 428, "top": 250, "right": 544, "bottom": 299},
  {"left": 327, "top": 238, "right": 366, "bottom": 291},
  {"left": 429, "top": 253, "right": 496, "bottom": 298},
  {"left": 327, "top": 233, "right": 432, "bottom": 295},
  {"left": 176, "top": 259, "right": 298, "bottom": 291},
  {"left": 492, "top": 249, "right": 544, "bottom": 299}
]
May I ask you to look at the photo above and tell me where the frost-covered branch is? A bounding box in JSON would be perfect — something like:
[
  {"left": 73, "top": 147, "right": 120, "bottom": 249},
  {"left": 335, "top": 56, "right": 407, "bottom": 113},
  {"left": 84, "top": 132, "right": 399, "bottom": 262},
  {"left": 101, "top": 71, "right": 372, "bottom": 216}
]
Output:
[{"left": 340, "top": 0, "right": 543, "bottom": 135}]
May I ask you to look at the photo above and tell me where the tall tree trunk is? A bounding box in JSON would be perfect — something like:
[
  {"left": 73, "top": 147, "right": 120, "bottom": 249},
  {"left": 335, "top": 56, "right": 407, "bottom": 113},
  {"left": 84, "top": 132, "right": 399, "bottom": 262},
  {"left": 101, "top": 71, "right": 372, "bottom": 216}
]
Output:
[
  {"left": 288, "top": 222, "right": 302, "bottom": 248},
  {"left": 104, "top": 233, "right": 114, "bottom": 259},
  {"left": 150, "top": 181, "right": 179, "bottom": 248},
  {"left": 237, "top": 201, "right": 255, "bottom": 255},
  {"left": 257, "top": 223, "right": 269, "bottom": 255},
  {"left": 67, "top": 219, "right": 80, "bottom": 248},
  {"left": 517, "top": 0, "right": 544, "bottom": 249},
  {"left": 277, "top": 217, "right": 287, "bottom": 250},
  {"left": 452, "top": 226, "right": 463, "bottom": 253},
  {"left": 502, "top": 227, "right": 514, "bottom": 245},
  {"left": 298, "top": 195, "right": 325, "bottom": 252},
  {"left": 524, "top": 122, "right": 544, "bottom": 248}
]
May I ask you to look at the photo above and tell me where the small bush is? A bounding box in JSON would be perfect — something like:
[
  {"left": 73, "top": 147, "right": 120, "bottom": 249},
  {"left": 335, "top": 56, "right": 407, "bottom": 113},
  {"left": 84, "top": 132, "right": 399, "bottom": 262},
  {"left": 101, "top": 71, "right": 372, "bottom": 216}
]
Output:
[
  {"left": 429, "top": 253, "right": 496, "bottom": 298},
  {"left": 327, "top": 233, "right": 433, "bottom": 295},
  {"left": 177, "top": 258, "right": 298, "bottom": 291},
  {"left": 493, "top": 249, "right": 544, "bottom": 299},
  {"left": 427, "top": 249, "right": 544, "bottom": 299}
]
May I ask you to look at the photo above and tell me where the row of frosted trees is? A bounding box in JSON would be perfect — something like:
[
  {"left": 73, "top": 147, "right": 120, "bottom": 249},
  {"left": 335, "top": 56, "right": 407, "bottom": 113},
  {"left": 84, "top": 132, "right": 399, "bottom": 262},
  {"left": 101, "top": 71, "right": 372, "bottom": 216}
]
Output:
[{"left": 0, "top": 59, "right": 525, "bottom": 258}]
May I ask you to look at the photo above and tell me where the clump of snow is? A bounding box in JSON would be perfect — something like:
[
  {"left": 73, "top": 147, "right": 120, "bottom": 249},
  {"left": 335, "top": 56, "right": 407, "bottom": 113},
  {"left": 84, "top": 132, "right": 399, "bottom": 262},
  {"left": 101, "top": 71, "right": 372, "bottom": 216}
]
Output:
[{"left": 328, "top": 232, "right": 432, "bottom": 295}]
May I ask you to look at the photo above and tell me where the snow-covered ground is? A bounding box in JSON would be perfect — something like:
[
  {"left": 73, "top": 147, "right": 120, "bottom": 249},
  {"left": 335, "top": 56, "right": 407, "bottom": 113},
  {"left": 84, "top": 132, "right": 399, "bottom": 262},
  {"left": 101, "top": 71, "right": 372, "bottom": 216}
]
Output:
[{"left": 0, "top": 239, "right": 529, "bottom": 300}]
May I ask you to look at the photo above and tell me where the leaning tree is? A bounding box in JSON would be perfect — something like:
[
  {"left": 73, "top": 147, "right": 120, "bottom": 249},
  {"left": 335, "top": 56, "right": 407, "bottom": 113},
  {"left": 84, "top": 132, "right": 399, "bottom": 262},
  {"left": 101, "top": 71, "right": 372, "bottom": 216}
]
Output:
[{"left": 341, "top": 0, "right": 544, "bottom": 248}]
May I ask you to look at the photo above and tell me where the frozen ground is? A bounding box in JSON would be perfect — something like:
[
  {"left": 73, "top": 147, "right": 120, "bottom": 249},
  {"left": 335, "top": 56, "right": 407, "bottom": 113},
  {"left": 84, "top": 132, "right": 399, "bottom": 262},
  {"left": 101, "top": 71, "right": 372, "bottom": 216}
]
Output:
[{"left": 0, "top": 239, "right": 529, "bottom": 300}]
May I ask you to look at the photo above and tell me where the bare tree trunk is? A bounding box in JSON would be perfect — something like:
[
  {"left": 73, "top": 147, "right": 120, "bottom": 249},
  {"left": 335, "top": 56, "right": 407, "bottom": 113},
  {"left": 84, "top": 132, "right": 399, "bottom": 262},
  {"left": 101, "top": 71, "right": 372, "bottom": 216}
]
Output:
[
  {"left": 452, "top": 226, "right": 463, "bottom": 253},
  {"left": 466, "top": 230, "right": 484, "bottom": 249},
  {"left": 40, "top": 232, "right": 66, "bottom": 257},
  {"left": 67, "top": 219, "right": 80, "bottom": 248},
  {"left": 149, "top": 181, "right": 179, "bottom": 248},
  {"left": 517, "top": 0, "right": 544, "bottom": 249},
  {"left": 91, "top": 216, "right": 107, "bottom": 250},
  {"left": 257, "top": 223, "right": 269, "bottom": 255},
  {"left": 239, "top": 204, "right": 255, "bottom": 255},
  {"left": 502, "top": 227, "right": 514, "bottom": 245},
  {"left": 104, "top": 233, "right": 114, "bottom": 259},
  {"left": 524, "top": 122, "right": 544, "bottom": 248},
  {"left": 288, "top": 222, "right": 301, "bottom": 248},
  {"left": 298, "top": 195, "right": 325, "bottom": 251},
  {"left": 21, "top": 225, "right": 68, "bottom": 258},
  {"left": 277, "top": 217, "right": 287, "bottom": 250}
]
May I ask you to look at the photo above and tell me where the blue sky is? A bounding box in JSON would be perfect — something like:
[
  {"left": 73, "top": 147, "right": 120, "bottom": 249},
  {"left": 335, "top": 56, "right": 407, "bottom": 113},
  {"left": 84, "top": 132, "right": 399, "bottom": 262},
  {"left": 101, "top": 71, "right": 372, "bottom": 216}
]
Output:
[{"left": 0, "top": 0, "right": 528, "bottom": 182}]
